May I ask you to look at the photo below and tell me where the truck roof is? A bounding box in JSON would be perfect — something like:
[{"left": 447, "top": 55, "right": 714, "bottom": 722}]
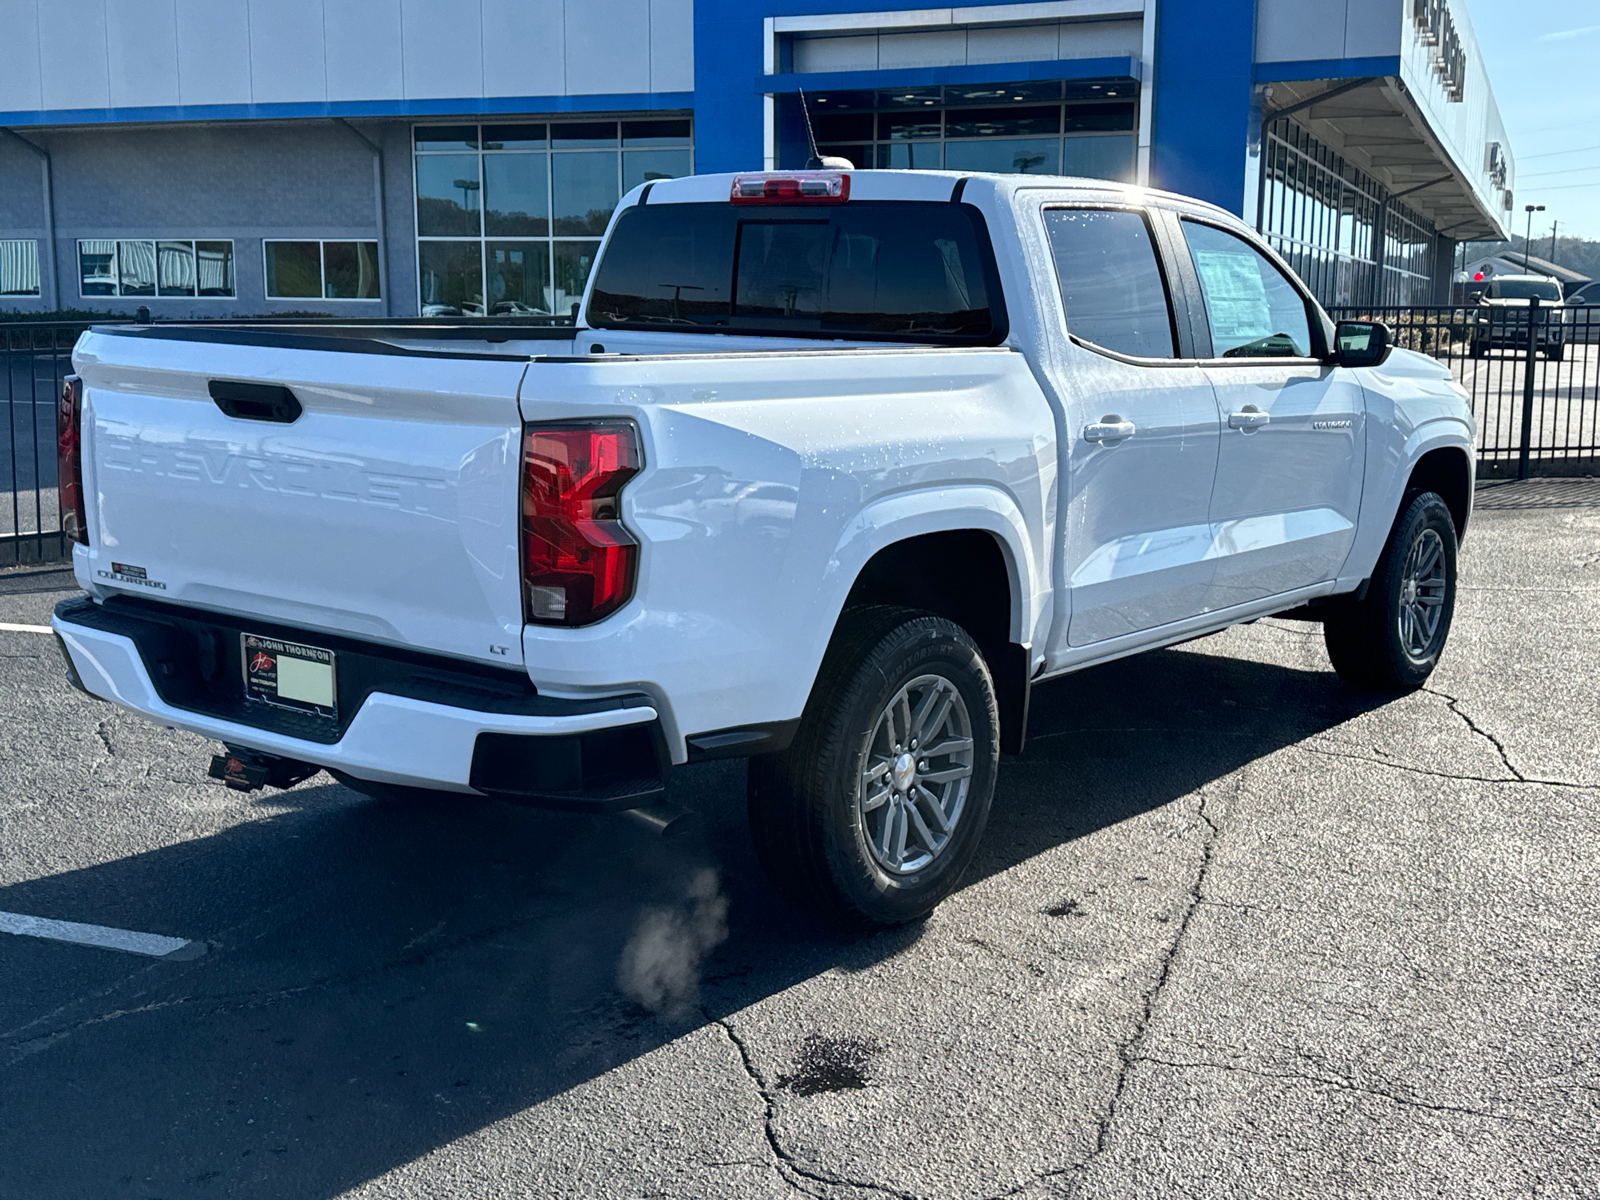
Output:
[{"left": 635, "top": 169, "right": 1238, "bottom": 222}]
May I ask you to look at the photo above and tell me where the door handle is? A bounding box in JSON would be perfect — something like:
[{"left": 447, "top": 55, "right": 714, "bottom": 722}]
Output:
[
  {"left": 209, "top": 380, "right": 302, "bottom": 423},
  {"left": 1083, "top": 417, "right": 1136, "bottom": 444},
  {"left": 1228, "top": 406, "right": 1270, "bottom": 432}
]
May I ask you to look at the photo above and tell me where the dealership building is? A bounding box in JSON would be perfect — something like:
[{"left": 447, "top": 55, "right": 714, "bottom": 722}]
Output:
[{"left": 0, "top": 0, "right": 1515, "bottom": 319}]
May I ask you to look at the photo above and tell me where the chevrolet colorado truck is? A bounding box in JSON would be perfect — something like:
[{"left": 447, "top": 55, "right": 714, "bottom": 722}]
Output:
[
  {"left": 52, "top": 169, "right": 1475, "bottom": 925},
  {"left": 1469, "top": 274, "right": 1566, "bottom": 361}
]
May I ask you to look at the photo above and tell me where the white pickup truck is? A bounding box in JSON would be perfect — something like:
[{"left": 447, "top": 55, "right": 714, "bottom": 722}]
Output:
[{"left": 53, "top": 169, "right": 1475, "bottom": 925}]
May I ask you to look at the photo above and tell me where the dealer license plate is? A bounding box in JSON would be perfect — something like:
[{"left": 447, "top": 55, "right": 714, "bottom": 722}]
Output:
[{"left": 242, "top": 633, "right": 338, "bottom": 720}]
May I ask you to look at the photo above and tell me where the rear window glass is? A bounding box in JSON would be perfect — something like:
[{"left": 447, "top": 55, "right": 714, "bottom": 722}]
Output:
[
  {"left": 586, "top": 200, "right": 1005, "bottom": 343},
  {"left": 1044, "top": 208, "right": 1176, "bottom": 359}
]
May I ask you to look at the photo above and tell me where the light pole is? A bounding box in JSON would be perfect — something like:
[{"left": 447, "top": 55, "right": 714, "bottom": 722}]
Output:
[{"left": 1524, "top": 204, "right": 1544, "bottom": 271}]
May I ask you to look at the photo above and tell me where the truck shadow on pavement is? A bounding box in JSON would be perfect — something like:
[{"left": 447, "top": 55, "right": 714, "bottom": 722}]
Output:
[{"left": 0, "top": 640, "right": 1389, "bottom": 1199}]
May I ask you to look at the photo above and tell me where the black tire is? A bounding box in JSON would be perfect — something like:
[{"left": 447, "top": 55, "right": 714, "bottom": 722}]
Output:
[
  {"left": 1323, "top": 491, "right": 1458, "bottom": 690},
  {"left": 1547, "top": 343, "right": 1565, "bottom": 362},
  {"left": 1471, "top": 339, "right": 1487, "bottom": 359},
  {"left": 748, "top": 606, "right": 1000, "bottom": 928}
]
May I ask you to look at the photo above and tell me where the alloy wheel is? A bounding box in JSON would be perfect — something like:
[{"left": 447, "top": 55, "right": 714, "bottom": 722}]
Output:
[
  {"left": 857, "top": 674, "right": 975, "bottom": 874},
  {"left": 1398, "top": 527, "right": 1448, "bottom": 661}
]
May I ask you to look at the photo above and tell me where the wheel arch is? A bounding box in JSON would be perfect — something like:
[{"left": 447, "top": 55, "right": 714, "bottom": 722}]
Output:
[
  {"left": 1404, "top": 444, "right": 1474, "bottom": 542},
  {"left": 824, "top": 489, "right": 1043, "bottom": 754}
]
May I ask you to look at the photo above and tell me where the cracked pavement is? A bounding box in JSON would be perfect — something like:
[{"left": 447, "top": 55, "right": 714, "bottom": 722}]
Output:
[{"left": 1, "top": 476, "right": 1597, "bottom": 1199}]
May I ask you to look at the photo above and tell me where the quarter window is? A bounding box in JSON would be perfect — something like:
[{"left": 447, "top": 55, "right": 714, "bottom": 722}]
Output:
[
  {"left": 1180, "top": 220, "right": 1313, "bottom": 359},
  {"left": 263, "top": 241, "right": 381, "bottom": 300},
  {"left": 1043, "top": 208, "right": 1176, "bottom": 359},
  {"left": 77, "top": 239, "right": 234, "bottom": 298}
]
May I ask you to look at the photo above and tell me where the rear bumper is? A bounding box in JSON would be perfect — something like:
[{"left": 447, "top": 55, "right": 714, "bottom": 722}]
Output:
[{"left": 52, "top": 597, "right": 668, "bottom": 807}]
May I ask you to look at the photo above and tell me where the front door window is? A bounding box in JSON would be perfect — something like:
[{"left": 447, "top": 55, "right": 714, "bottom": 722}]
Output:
[{"left": 1181, "top": 220, "right": 1313, "bottom": 359}]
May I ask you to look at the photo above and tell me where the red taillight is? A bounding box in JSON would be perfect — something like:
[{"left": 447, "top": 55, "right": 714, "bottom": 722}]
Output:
[
  {"left": 56, "top": 375, "right": 87, "bottom": 546},
  {"left": 729, "top": 172, "right": 850, "bottom": 205},
  {"left": 521, "top": 422, "right": 641, "bottom": 626}
]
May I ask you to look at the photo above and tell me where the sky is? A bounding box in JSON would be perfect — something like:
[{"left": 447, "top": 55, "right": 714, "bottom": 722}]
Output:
[{"left": 1468, "top": 0, "right": 1600, "bottom": 242}]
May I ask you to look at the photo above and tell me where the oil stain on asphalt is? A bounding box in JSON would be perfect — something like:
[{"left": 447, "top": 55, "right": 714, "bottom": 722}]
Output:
[{"left": 777, "top": 1034, "right": 883, "bottom": 1097}]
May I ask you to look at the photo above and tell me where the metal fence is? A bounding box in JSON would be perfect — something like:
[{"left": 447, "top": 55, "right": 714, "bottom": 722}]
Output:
[
  {"left": 2, "top": 316, "right": 578, "bottom": 569},
  {"left": 1330, "top": 302, "right": 1600, "bottom": 479},
  {"left": 4, "top": 305, "right": 1595, "bottom": 569},
  {"left": 3, "top": 321, "right": 108, "bottom": 567}
]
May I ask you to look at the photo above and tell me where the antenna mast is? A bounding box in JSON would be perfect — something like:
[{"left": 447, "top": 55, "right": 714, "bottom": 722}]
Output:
[{"left": 798, "top": 88, "right": 822, "bottom": 169}]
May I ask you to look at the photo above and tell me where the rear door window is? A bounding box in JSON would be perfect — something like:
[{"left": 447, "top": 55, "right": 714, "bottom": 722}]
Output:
[
  {"left": 587, "top": 200, "right": 1004, "bottom": 343},
  {"left": 1043, "top": 208, "right": 1176, "bottom": 359},
  {"left": 1179, "top": 220, "right": 1313, "bottom": 358}
]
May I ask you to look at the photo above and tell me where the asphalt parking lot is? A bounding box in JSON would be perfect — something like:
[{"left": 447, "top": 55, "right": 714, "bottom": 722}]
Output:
[{"left": 2, "top": 478, "right": 1597, "bottom": 1200}]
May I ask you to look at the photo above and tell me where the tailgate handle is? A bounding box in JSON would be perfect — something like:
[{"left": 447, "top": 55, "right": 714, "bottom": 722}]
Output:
[{"left": 208, "top": 380, "right": 302, "bottom": 424}]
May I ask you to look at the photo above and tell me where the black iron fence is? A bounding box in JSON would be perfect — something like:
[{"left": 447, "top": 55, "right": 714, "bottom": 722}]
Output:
[
  {"left": 3, "top": 321, "right": 108, "bottom": 567},
  {"left": 5, "top": 306, "right": 1595, "bottom": 569},
  {"left": 1330, "top": 302, "right": 1600, "bottom": 479},
  {"left": 2, "top": 316, "right": 577, "bottom": 569}
]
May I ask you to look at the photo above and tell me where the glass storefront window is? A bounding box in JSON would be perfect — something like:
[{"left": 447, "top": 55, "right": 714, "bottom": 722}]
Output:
[
  {"left": 414, "top": 119, "right": 691, "bottom": 318},
  {"left": 418, "top": 240, "right": 484, "bottom": 316},
  {"left": 553, "top": 241, "right": 601, "bottom": 318},
  {"left": 0, "top": 240, "right": 40, "bottom": 296},
  {"left": 488, "top": 241, "right": 552, "bottom": 315},
  {"left": 943, "top": 107, "right": 1060, "bottom": 139},
  {"left": 416, "top": 154, "right": 482, "bottom": 237},
  {"left": 1260, "top": 118, "right": 1437, "bottom": 307},
  {"left": 323, "top": 241, "right": 382, "bottom": 299},
  {"left": 264, "top": 241, "right": 324, "bottom": 298},
  {"left": 807, "top": 81, "right": 1137, "bottom": 182},
  {"left": 483, "top": 123, "right": 547, "bottom": 150},
  {"left": 415, "top": 125, "right": 478, "bottom": 151},
  {"left": 876, "top": 142, "right": 943, "bottom": 169},
  {"left": 880, "top": 112, "right": 942, "bottom": 140},
  {"left": 552, "top": 122, "right": 617, "bottom": 149},
  {"left": 116, "top": 240, "right": 157, "bottom": 296},
  {"left": 553, "top": 152, "right": 621, "bottom": 237},
  {"left": 623, "top": 119, "right": 691, "bottom": 147},
  {"left": 1061, "top": 135, "right": 1135, "bottom": 181},
  {"left": 156, "top": 241, "right": 195, "bottom": 296},
  {"left": 484, "top": 154, "right": 549, "bottom": 236},
  {"left": 623, "top": 149, "right": 692, "bottom": 193},
  {"left": 944, "top": 138, "right": 1059, "bottom": 175},
  {"left": 78, "top": 241, "right": 117, "bottom": 296},
  {"left": 265, "top": 240, "right": 381, "bottom": 300},
  {"left": 196, "top": 242, "right": 234, "bottom": 297},
  {"left": 78, "top": 239, "right": 234, "bottom": 299}
]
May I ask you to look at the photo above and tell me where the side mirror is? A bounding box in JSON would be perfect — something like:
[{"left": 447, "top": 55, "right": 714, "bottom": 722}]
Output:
[{"left": 1331, "top": 320, "right": 1392, "bottom": 368}]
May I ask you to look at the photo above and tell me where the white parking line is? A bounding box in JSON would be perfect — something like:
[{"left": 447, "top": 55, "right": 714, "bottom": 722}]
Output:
[
  {"left": 0, "top": 623, "right": 53, "bottom": 634},
  {"left": 0, "top": 911, "right": 198, "bottom": 958}
]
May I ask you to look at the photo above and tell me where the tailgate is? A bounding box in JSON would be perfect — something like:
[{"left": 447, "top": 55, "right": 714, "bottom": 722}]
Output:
[{"left": 73, "top": 329, "right": 532, "bottom": 667}]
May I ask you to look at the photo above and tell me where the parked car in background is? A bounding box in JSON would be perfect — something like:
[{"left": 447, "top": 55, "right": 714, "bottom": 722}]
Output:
[
  {"left": 1471, "top": 275, "right": 1567, "bottom": 360},
  {"left": 1563, "top": 280, "right": 1600, "bottom": 344}
]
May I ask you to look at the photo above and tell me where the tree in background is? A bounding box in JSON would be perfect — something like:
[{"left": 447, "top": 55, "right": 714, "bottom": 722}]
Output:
[{"left": 1460, "top": 234, "right": 1600, "bottom": 281}]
